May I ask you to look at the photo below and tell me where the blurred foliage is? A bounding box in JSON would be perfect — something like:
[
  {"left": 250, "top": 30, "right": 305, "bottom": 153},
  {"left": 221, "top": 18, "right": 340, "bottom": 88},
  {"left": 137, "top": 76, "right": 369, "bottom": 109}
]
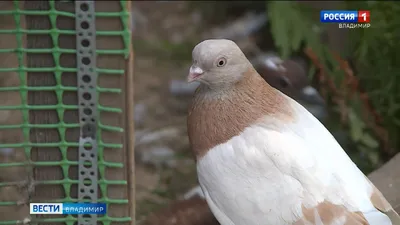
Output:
[
  {"left": 268, "top": 1, "right": 400, "bottom": 173},
  {"left": 188, "top": 1, "right": 266, "bottom": 25}
]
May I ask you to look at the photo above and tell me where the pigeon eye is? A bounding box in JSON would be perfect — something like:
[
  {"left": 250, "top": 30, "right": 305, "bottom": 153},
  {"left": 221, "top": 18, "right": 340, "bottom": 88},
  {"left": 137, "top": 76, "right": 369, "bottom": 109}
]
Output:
[
  {"left": 217, "top": 57, "right": 227, "bottom": 67},
  {"left": 279, "top": 77, "right": 291, "bottom": 88}
]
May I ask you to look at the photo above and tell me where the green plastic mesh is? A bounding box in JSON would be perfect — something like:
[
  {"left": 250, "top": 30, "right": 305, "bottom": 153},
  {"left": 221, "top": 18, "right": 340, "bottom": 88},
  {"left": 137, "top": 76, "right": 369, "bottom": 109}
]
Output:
[{"left": 0, "top": 1, "right": 131, "bottom": 224}]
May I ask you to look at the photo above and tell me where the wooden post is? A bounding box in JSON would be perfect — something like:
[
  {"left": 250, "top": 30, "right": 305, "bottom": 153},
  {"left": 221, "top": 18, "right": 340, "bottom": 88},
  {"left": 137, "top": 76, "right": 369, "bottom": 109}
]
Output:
[{"left": 125, "top": 1, "right": 136, "bottom": 224}]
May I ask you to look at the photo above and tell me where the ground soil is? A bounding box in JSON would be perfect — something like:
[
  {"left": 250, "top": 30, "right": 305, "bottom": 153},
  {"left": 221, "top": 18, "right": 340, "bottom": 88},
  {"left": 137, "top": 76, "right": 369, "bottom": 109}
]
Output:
[{"left": 132, "top": 1, "right": 208, "bottom": 221}]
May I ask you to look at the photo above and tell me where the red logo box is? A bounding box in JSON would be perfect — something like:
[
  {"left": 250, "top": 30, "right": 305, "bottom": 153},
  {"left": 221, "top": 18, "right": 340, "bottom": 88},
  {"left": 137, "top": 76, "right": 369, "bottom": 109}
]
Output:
[{"left": 358, "top": 11, "right": 370, "bottom": 23}]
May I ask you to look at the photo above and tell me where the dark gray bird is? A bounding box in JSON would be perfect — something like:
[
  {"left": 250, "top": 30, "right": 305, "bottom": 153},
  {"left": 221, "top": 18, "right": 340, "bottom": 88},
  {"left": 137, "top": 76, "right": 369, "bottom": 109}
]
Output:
[{"left": 251, "top": 53, "right": 327, "bottom": 120}]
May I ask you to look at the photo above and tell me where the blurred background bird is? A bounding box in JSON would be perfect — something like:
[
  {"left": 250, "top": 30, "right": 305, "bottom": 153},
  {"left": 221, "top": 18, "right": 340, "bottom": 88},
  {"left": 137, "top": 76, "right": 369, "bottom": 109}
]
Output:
[{"left": 250, "top": 53, "right": 327, "bottom": 120}]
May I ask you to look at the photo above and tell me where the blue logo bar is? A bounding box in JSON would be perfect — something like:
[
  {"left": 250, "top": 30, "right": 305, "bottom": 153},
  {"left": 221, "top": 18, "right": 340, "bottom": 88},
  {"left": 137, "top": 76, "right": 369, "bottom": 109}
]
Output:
[
  {"left": 320, "top": 10, "right": 358, "bottom": 23},
  {"left": 63, "top": 203, "right": 107, "bottom": 215}
]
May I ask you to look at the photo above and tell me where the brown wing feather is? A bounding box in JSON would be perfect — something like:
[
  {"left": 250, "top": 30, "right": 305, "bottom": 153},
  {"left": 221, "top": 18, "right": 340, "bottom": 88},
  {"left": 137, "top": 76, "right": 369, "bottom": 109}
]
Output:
[
  {"left": 367, "top": 178, "right": 400, "bottom": 225},
  {"left": 294, "top": 201, "right": 368, "bottom": 225}
]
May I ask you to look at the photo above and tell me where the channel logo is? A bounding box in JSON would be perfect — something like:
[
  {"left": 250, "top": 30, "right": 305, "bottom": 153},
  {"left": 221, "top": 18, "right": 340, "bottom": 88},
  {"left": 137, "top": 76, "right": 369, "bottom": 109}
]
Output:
[
  {"left": 320, "top": 10, "right": 370, "bottom": 23},
  {"left": 30, "top": 203, "right": 107, "bottom": 215}
]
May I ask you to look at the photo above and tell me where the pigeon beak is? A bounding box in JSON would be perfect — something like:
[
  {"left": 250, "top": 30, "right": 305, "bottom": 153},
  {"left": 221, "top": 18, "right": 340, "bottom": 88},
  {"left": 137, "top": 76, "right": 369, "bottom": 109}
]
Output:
[
  {"left": 300, "top": 86, "right": 326, "bottom": 106},
  {"left": 188, "top": 66, "right": 204, "bottom": 83}
]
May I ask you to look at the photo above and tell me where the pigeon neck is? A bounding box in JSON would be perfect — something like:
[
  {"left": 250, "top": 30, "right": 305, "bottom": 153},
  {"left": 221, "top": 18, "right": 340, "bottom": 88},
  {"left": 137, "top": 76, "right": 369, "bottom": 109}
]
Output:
[{"left": 188, "top": 68, "right": 294, "bottom": 159}]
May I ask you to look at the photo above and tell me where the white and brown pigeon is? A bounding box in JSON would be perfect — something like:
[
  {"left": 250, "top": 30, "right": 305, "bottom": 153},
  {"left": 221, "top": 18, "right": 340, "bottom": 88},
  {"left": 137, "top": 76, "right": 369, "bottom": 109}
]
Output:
[{"left": 187, "top": 39, "right": 400, "bottom": 225}]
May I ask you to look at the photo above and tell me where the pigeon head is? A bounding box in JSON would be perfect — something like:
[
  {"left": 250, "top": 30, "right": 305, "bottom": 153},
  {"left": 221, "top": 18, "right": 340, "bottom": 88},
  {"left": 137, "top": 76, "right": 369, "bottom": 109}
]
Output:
[{"left": 188, "top": 39, "right": 252, "bottom": 89}]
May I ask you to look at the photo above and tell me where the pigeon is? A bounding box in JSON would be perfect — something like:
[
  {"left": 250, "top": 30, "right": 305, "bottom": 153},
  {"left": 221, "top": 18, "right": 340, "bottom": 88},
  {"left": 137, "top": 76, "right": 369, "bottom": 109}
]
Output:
[{"left": 186, "top": 39, "right": 400, "bottom": 225}]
